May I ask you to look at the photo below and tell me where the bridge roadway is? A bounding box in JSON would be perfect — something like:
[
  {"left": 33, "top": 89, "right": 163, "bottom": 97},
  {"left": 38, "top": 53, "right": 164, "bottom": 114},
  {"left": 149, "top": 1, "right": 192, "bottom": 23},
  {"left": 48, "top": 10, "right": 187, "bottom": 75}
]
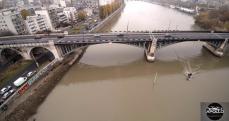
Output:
[{"left": 0, "top": 31, "right": 229, "bottom": 46}]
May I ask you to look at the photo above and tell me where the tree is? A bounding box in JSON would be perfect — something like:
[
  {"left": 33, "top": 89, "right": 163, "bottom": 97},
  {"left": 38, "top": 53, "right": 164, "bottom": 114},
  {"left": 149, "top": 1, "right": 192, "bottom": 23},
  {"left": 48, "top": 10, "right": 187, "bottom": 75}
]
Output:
[
  {"left": 225, "top": 22, "right": 229, "bottom": 31},
  {"left": 78, "top": 10, "right": 87, "bottom": 21},
  {"left": 20, "top": 9, "right": 30, "bottom": 20}
]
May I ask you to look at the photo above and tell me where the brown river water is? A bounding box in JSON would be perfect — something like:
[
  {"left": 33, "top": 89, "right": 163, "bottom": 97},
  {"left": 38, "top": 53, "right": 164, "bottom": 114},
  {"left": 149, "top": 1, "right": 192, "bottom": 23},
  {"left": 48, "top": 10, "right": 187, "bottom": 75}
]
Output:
[{"left": 29, "top": 1, "right": 229, "bottom": 121}]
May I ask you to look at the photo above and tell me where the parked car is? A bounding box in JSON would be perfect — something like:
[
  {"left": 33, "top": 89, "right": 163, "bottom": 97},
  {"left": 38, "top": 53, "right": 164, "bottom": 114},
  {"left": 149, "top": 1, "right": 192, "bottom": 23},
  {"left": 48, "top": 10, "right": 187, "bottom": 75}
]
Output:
[
  {"left": 27, "top": 70, "right": 37, "bottom": 77},
  {"left": 9, "top": 89, "right": 16, "bottom": 94},
  {"left": 164, "top": 33, "right": 172, "bottom": 38},
  {"left": 0, "top": 86, "right": 12, "bottom": 95},
  {"left": 117, "top": 33, "right": 124, "bottom": 37},
  {"left": 2, "top": 89, "right": 15, "bottom": 100},
  {"left": 94, "top": 34, "right": 100, "bottom": 38},
  {"left": 2, "top": 92, "right": 10, "bottom": 100}
]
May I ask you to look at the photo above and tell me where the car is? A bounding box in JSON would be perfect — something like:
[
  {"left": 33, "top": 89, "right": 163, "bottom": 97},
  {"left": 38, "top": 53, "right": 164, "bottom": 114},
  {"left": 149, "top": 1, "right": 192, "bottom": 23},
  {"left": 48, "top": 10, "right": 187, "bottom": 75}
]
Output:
[
  {"left": 0, "top": 86, "right": 12, "bottom": 95},
  {"left": 117, "top": 33, "right": 124, "bottom": 37},
  {"left": 27, "top": 71, "right": 37, "bottom": 77},
  {"left": 164, "top": 33, "right": 172, "bottom": 38},
  {"left": 94, "top": 34, "right": 100, "bottom": 38},
  {"left": 57, "top": 34, "right": 64, "bottom": 38},
  {"left": 2, "top": 89, "right": 15, "bottom": 100},
  {"left": 2, "top": 92, "right": 10, "bottom": 100},
  {"left": 34, "top": 35, "right": 42, "bottom": 39},
  {"left": 9, "top": 89, "right": 16, "bottom": 94}
]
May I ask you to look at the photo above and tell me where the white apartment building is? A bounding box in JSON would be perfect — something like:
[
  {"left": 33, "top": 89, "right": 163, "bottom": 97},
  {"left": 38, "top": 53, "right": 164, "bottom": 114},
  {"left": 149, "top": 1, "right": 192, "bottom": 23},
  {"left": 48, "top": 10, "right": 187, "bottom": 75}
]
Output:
[
  {"left": 63, "top": 7, "right": 77, "bottom": 22},
  {"left": 25, "top": 16, "right": 39, "bottom": 34},
  {"left": 35, "top": 8, "right": 56, "bottom": 31},
  {"left": 0, "top": 10, "right": 28, "bottom": 35},
  {"left": 25, "top": 15, "right": 49, "bottom": 34},
  {"left": 57, "top": 11, "right": 68, "bottom": 23}
]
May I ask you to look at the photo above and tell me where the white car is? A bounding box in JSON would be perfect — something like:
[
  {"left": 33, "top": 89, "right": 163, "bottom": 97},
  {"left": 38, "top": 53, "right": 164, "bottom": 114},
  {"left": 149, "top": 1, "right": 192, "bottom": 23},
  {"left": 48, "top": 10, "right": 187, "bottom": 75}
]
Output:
[
  {"left": 2, "top": 89, "right": 16, "bottom": 100},
  {"left": 27, "top": 71, "right": 37, "bottom": 77},
  {"left": 0, "top": 86, "right": 12, "bottom": 95}
]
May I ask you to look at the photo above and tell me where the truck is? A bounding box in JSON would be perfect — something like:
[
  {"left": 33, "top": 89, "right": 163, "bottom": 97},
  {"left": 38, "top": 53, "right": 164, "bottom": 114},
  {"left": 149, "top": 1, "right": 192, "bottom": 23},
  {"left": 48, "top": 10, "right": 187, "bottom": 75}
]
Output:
[{"left": 13, "top": 77, "right": 27, "bottom": 87}]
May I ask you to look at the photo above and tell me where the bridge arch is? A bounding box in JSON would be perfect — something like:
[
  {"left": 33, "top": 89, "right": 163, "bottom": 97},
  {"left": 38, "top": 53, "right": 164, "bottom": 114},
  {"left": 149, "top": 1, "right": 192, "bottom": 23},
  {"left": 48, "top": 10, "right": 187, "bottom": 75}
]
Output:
[
  {"left": 29, "top": 47, "right": 55, "bottom": 64},
  {"left": 0, "top": 48, "right": 23, "bottom": 64}
]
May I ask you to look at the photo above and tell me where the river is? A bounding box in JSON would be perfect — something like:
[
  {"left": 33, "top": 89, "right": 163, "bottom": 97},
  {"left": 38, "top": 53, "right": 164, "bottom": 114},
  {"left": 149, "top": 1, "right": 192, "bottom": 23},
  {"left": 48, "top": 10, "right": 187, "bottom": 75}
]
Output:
[{"left": 30, "top": 1, "right": 229, "bottom": 121}]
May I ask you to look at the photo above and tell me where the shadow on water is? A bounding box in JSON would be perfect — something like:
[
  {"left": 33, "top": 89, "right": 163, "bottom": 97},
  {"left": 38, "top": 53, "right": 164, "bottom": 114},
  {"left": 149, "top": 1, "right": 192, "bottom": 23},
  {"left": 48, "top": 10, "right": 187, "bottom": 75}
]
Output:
[{"left": 59, "top": 44, "right": 229, "bottom": 85}]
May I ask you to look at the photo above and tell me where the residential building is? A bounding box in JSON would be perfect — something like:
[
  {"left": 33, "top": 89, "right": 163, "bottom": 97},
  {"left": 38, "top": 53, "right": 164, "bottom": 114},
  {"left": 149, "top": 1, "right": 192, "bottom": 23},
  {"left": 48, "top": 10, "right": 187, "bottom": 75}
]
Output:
[
  {"left": 72, "top": 0, "right": 99, "bottom": 10},
  {"left": 35, "top": 7, "right": 69, "bottom": 30},
  {"left": 63, "top": 7, "right": 77, "bottom": 21},
  {"left": 35, "top": 8, "right": 57, "bottom": 30},
  {"left": 0, "top": 10, "right": 28, "bottom": 35},
  {"left": 57, "top": 9, "right": 68, "bottom": 23},
  {"left": 25, "top": 15, "right": 49, "bottom": 34}
]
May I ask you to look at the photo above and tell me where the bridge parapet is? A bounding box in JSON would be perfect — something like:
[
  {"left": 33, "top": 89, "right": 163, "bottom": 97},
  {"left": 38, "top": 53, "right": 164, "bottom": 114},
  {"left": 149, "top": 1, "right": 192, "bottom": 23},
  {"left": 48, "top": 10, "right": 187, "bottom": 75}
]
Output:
[{"left": 0, "top": 43, "right": 50, "bottom": 49}]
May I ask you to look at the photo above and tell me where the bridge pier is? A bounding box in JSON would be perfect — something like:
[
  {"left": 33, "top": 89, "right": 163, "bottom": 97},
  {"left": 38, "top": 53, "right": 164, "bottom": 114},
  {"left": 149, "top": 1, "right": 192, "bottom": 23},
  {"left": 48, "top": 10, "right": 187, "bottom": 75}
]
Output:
[
  {"left": 19, "top": 48, "right": 33, "bottom": 60},
  {"left": 203, "top": 38, "right": 228, "bottom": 57},
  {"left": 48, "top": 41, "right": 63, "bottom": 60},
  {"left": 145, "top": 41, "right": 157, "bottom": 62}
]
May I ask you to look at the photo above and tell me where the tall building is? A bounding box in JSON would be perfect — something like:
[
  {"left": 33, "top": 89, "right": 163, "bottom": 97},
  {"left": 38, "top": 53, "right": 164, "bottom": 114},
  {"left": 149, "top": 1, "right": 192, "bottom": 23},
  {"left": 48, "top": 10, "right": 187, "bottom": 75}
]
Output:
[
  {"left": 56, "top": 7, "right": 68, "bottom": 23},
  {"left": 2, "top": 0, "right": 17, "bottom": 8},
  {"left": 63, "top": 7, "right": 77, "bottom": 21},
  {"left": 35, "top": 8, "right": 57, "bottom": 31},
  {"left": 72, "top": 0, "right": 99, "bottom": 10},
  {"left": 0, "top": 10, "right": 28, "bottom": 35},
  {"left": 25, "top": 15, "right": 49, "bottom": 34},
  {"left": 35, "top": 6, "right": 69, "bottom": 31}
]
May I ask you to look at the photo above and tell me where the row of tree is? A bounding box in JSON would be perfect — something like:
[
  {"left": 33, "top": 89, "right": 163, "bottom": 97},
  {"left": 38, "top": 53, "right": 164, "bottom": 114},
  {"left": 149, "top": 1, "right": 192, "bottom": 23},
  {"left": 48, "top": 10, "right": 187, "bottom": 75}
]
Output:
[
  {"left": 99, "top": 1, "right": 122, "bottom": 19},
  {"left": 195, "top": 6, "right": 229, "bottom": 31}
]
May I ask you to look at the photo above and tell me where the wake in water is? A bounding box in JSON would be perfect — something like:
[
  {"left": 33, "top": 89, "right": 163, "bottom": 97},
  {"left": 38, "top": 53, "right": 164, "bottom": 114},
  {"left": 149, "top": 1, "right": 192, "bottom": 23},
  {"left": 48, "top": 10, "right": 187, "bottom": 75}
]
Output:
[
  {"left": 152, "top": 72, "right": 158, "bottom": 87},
  {"left": 174, "top": 51, "right": 201, "bottom": 81}
]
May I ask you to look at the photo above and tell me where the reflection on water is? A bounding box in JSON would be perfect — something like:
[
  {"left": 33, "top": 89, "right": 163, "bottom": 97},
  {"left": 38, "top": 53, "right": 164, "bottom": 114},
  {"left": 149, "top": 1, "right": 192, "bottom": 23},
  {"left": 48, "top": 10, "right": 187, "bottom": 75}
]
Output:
[
  {"left": 80, "top": 44, "right": 144, "bottom": 67},
  {"left": 30, "top": 1, "right": 229, "bottom": 121},
  {"left": 108, "top": 1, "right": 202, "bottom": 31}
]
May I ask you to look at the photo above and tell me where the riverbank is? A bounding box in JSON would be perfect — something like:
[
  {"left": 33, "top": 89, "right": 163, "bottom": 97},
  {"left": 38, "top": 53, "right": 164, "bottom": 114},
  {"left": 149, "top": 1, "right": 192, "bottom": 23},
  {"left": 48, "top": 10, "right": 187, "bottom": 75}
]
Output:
[
  {"left": 0, "top": 60, "right": 32, "bottom": 88},
  {"left": 89, "top": 4, "right": 124, "bottom": 33},
  {"left": 0, "top": 48, "right": 87, "bottom": 121},
  {"left": 194, "top": 7, "right": 229, "bottom": 31}
]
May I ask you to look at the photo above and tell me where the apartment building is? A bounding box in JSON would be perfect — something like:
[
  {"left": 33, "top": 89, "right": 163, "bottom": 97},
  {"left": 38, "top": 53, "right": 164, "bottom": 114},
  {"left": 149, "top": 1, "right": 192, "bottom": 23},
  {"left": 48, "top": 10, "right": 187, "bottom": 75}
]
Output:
[
  {"left": 25, "top": 14, "right": 49, "bottom": 34},
  {"left": 35, "top": 8, "right": 57, "bottom": 31},
  {"left": 63, "top": 7, "right": 77, "bottom": 22},
  {"left": 0, "top": 10, "right": 28, "bottom": 35}
]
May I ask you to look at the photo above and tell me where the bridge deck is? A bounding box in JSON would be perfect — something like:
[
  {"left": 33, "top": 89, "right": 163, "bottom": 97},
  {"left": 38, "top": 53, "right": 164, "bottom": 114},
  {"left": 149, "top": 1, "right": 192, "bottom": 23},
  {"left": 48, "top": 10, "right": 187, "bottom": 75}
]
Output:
[{"left": 0, "top": 32, "right": 229, "bottom": 46}]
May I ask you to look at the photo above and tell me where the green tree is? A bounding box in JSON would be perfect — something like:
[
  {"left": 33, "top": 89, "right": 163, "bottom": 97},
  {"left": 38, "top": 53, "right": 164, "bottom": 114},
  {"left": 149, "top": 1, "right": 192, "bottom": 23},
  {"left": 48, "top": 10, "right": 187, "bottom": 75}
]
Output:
[
  {"left": 78, "top": 10, "right": 87, "bottom": 21},
  {"left": 20, "top": 9, "right": 30, "bottom": 20},
  {"left": 224, "top": 22, "right": 229, "bottom": 31}
]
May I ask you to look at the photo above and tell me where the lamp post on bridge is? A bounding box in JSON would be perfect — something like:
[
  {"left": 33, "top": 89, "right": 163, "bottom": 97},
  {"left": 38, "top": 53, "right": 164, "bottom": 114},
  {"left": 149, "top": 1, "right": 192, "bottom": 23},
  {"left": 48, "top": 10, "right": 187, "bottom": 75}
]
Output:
[{"left": 31, "top": 54, "right": 39, "bottom": 68}]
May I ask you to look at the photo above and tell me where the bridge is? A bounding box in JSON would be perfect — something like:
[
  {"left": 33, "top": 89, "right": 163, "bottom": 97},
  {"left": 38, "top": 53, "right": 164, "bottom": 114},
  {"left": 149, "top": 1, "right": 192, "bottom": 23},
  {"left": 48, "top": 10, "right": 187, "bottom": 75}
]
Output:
[{"left": 0, "top": 31, "right": 229, "bottom": 62}]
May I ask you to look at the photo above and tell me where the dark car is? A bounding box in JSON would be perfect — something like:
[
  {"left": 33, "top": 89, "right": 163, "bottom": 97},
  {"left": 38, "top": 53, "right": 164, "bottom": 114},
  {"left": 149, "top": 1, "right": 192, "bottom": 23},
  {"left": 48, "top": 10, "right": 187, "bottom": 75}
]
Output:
[
  {"left": 164, "top": 33, "right": 172, "bottom": 38},
  {"left": 117, "top": 33, "right": 124, "bottom": 37}
]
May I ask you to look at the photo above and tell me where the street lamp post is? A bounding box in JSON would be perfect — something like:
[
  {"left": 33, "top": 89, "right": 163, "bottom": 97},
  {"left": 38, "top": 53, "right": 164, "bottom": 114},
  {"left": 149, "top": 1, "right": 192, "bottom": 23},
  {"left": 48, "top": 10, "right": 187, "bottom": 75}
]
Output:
[{"left": 31, "top": 54, "right": 39, "bottom": 68}]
